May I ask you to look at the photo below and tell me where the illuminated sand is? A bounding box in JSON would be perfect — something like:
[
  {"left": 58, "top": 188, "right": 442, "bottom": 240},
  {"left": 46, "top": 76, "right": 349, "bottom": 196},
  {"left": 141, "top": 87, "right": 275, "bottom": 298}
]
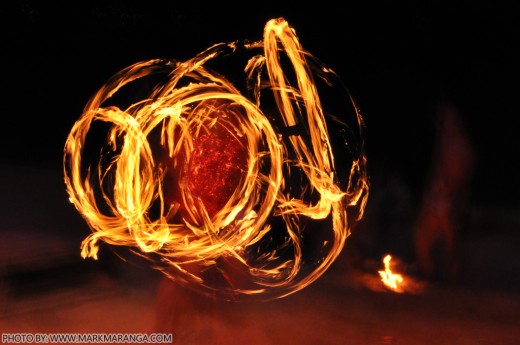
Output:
[
  {"left": 1, "top": 164, "right": 519, "bottom": 344},
  {"left": 2, "top": 258, "right": 519, "bottom": 345}
]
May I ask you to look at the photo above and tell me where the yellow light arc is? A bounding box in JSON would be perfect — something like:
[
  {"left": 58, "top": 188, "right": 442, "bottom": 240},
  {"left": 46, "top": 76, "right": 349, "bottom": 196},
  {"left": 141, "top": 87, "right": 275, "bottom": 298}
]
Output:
[{"left": 63, "top": 17, "right": 369, "bottom": 300}]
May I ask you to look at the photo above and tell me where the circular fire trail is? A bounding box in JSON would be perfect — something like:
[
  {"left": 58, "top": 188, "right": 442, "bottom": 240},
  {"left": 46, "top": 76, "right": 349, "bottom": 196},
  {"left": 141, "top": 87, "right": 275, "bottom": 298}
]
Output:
[{"left": 63, "top": 18, "right": 369, "bottom": 301}]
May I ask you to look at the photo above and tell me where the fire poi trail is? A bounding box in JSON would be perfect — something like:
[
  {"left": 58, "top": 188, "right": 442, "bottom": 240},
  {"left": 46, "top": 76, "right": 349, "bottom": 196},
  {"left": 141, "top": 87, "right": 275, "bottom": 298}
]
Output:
[{"left": 63, "top": 17, "right": 369, "bottom": 301}]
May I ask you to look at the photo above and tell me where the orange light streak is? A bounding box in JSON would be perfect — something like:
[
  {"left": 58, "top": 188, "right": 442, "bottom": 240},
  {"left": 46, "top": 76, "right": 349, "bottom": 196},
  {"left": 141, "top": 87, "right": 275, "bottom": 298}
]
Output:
[{"left": 63, "top": 17, "right": 369, "bottom": 301}]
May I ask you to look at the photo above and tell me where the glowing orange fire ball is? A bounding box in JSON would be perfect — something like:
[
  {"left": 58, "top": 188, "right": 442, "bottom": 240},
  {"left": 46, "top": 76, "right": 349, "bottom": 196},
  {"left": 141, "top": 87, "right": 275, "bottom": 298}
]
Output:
[{"left": 63, "top": 18, "right": 369, "bottom": 301}]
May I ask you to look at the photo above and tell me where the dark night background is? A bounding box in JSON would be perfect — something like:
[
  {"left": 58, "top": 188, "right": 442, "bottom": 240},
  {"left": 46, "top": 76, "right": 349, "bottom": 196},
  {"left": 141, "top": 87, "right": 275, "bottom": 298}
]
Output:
[
  {"left": 2, "top": 0, "right": 519, "bottom": 244},
  {"left": 2, "top": 1, "right": 519, "bottom": 203},
  {"left": 1, "top": 0, "right": 520, "bottom": 341}
]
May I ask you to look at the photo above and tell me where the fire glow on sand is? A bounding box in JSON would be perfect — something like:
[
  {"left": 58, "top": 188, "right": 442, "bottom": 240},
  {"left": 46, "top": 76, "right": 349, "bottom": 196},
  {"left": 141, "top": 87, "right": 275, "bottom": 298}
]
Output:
[{"left": 63, "top": 17, "right": 369, "bottom": 301}]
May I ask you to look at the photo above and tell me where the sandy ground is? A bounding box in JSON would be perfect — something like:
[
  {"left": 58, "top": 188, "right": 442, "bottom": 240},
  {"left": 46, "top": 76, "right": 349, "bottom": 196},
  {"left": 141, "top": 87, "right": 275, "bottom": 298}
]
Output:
[
  {"left": 1, "top": 263, "right": 520, "bottom": 345},
  {"left": 1, "top": 164, "right": 519, "bottom": 344}
]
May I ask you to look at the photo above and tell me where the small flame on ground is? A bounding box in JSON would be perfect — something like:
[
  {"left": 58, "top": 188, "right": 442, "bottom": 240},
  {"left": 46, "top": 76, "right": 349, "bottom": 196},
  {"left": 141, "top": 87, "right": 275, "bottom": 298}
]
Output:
[
  {"left": 378, "top": 254, "right": 404, "bottom": 292},
  {"left": 342, "top": 253, "right": 426, "bottom": 294}
]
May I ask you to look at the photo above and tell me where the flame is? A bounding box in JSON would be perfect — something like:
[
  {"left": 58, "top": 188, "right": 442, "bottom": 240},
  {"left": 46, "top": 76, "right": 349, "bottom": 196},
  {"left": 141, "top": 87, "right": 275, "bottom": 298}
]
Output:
[
  {"left": 63, "top": 17, "right": 369, "bottom": 301},
  {"left": 378, "top": 254, "right": 404, "bottom": 292}
]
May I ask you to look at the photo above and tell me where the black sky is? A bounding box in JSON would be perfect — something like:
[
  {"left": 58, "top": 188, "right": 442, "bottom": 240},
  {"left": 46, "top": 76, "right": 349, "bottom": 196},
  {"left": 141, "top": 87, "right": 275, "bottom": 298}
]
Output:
[{"left": 1, "top": 0, "right": 519, "bottom": 208}]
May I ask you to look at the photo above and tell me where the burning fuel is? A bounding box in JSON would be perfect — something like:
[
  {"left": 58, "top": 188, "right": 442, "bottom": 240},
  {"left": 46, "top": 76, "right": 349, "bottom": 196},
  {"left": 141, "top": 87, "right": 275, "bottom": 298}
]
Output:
[
  {"left": 63, "top": 18, "right": 369, "bottom": 301},
  {"left": 379, "top": 254, "right": 404, "bottom": 292}
]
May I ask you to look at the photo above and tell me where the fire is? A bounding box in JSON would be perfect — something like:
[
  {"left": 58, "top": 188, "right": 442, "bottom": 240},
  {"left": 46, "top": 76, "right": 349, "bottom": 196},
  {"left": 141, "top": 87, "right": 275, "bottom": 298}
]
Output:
[
  {"left": 378, "top": 254, "right": 404, "bottom": 292},
  {"left": 63, "top": 18, "right": 369, "bottom": 301}
]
